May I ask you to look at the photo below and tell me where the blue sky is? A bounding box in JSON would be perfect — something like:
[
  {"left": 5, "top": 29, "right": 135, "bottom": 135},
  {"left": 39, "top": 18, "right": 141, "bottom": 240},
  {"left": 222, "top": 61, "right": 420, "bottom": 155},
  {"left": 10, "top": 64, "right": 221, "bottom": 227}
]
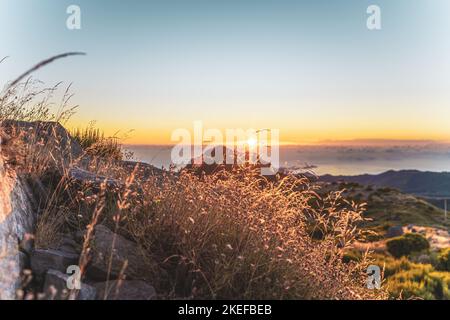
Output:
[{"left": 1, "top": 0, "right": 450, "bottom": 143}]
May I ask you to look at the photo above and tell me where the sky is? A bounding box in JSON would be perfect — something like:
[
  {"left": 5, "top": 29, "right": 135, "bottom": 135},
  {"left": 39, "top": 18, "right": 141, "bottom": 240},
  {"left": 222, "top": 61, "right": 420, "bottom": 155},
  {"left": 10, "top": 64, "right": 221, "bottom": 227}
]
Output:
[{"left": 1, "top": 0, "right": 450, "bottom": 144}]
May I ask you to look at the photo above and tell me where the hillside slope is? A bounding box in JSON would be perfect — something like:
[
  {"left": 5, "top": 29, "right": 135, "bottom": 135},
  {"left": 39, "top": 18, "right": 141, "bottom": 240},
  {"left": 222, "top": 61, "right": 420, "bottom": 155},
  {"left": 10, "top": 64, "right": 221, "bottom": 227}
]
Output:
[
  {"left": 320, "top": 170, "right": 450, "bottom": 198},
  {"left": 318, "top": 182, "right": 450, "bottom": 234}
]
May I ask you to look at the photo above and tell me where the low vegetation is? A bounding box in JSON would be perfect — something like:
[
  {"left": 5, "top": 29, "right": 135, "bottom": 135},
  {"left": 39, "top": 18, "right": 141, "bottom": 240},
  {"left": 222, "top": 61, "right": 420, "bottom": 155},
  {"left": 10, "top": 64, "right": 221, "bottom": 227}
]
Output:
[
  {"left": 4, "top": 57, "right": 448, "bottom": 300},
  {"left": 320, "top": 182, "right": 449, "bottom": 231},
  {"left": 0, "top": 77, "right": 386, "bottom": 300},
  {"left": 372, "top": 253, "right": 450, "bottom": 299},
  {"left": 386, "top": 234, "right": 430, "bottom": 258},
  {"left": 71, "top": 123, "right": 123, "bottom": 160},
  {"left": 437, "top": 248, "right": 450, "bottom": 272}
]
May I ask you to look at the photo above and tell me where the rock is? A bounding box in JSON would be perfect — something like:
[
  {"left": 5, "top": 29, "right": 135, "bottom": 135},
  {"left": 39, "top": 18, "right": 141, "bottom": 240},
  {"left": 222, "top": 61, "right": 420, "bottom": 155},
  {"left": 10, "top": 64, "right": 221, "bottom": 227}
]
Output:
[
  {"left": 43, "top": 269, "right": 96, "bottom": 300},
  {"left": 175, "top": 258, "right": 195, "bottom": 296},
  {"left": 1, "top": 120, "right": 83, "bottom": 163},
  {"left": 119, "top": 160, "right": 164, "bottom": 181},
  {"left": 0, "top": 155, "right": 36, "bottom": 299},
  {"left": 55, "top": 235, "right": 80, "bottom": 254},
  {"left": 30, "top": 249, "right": 79, "bottom": 277},
  {"left": 61, "top": 234, "right": 78, "bottom": 246},
  {"left": 386, "top": 226, "right": 404, "bottom": 238},
  {"left": 93, "top": 280, "right": 156, "bottom": 300},
  {"left": 57, "top": 244, "right": 79, "bottom": 255},
  {"left": 87, "top": 225, "right": 153, "bottom": 281},
  {"left": 74, "top": 230, "right": 86, "bottom": 243},
  {"left": 19, "top": 233, "right": 35, "bottom": 255},
  {"left": 69, "top": 167, "right": 122, "bottom": 189},
  {"left": 18, "top": 251, "right": 29, "bottom": 271}
]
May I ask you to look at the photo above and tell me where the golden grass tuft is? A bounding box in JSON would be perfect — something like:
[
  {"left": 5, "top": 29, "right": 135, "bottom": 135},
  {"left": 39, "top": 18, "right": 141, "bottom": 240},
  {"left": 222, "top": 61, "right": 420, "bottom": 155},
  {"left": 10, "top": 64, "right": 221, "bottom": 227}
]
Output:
[{"left": 71, "top": 122, "right": 123, "bottom": 161}]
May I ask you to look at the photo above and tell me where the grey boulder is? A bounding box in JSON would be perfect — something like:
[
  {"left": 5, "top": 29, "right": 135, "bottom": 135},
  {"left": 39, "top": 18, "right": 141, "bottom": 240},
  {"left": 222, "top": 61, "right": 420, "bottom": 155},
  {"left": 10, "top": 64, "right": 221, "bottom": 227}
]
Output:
[
  {"left": 87, "top": 225, "right": 154, "bottom": 281},
  {"left": 386, "top": 226, "right": 404, "bottom": 238},
  {"left": 30, "top": 249, "right": 79, "bottom": 277},
  {"left": 43, "top": 269, "right": 96, "bottom": 300}
]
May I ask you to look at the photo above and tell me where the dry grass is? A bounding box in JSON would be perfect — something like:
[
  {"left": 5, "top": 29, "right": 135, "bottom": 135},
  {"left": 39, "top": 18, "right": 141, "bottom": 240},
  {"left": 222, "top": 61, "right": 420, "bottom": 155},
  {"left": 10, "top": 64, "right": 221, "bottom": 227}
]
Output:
[
  {"left": 1, "top": 74, "right": 80, "bottom": 251},
  {"left": 119, "top": 168, "right": 380, "bottom": 299},
  {"left": 0, "top": 60, "right": 387, "bottom": 300},
  {"left": 71, "top": 122, "right": 123, "bottom": 161},
  {"left": 50, "top": 161, "right": 384, "bottom": 299}
]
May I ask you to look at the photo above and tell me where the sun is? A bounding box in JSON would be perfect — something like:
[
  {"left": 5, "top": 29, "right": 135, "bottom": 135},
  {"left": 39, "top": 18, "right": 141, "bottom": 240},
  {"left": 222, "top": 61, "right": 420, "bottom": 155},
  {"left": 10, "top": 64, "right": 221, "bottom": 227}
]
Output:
[{"left": 247, "top": 137, "right": 257, "bottom": 147}]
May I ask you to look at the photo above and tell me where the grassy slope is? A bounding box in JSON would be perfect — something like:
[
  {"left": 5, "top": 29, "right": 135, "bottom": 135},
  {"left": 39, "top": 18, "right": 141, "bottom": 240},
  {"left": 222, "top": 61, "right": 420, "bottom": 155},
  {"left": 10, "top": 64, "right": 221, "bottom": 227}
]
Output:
[
  {"left": 328, "top": 182, "right": 450, "bottom": 300},
  {"left": 319, "top": 182, "right": 450, "bottom": 233}
]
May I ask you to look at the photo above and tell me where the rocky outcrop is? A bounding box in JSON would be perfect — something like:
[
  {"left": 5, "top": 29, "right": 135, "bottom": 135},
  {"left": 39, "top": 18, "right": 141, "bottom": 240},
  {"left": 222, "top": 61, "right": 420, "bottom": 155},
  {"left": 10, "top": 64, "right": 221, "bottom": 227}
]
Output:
[
  {"left": 0, "top": 155, "right": 35, "bottom": 299},
  {"left": 386, "top": 226, "right": 404, "bottom": 238},
  {"left": 68, "top": 167, "right": 122, "bottom": 189},
  {"left": 0, "top": 120, "right": 81, "bottom": 299},
  {"left": 1, "top": 120, "right": 160, "bottom": 300},
  {"left": 30, "top": 249, "right": 79, "bottom": 277},
  {"left": 87, "top": 225, "right": 154, "bottom": 281},
  {"left": 43, "top": 269, "right": 96, "bottom": 300},
  {"left": 56, "top": 234, "right": 81, "bottom": 255},
  {"left": 1, "top": 120, "right": 83, "bottom": 165}
]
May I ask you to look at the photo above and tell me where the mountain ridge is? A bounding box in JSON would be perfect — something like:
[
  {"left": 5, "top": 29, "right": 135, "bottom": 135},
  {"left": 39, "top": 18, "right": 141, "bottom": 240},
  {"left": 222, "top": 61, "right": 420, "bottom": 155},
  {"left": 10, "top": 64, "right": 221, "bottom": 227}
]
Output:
[{"left": 319, "top": 169, "right": 450, "bottom": 198}]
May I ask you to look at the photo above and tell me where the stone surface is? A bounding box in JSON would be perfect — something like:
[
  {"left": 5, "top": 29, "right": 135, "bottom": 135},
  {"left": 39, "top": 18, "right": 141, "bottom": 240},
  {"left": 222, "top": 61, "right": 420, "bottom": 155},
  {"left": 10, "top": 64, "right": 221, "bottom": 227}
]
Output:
[
  {"left": 93, "top": 280, "right": 156, "bottom": 300},
  {"left": 55, "top": 235, "right": 80, "bottom": 255},
  {"left": 30, "top": 249, "right": 79, "bottom": 277},
  {"left": 69, "top": 167, "right": 122, "bottom": 189},
  {"left": 18, "top": 233, "right": 35, "bottom": 255},
  {"left": 43, "top": 269, "right": 96, "bottom": 300},
  {"left": 119, "top": 160, "right": 164, "bottom": 181},
  {"left": 74, "top": 230, "right": 86, "bottom": 243},
  {"left": 1, "top": 120, "right": 83, "bottom": 163},
  {"left": 0, "top": 155, "right": 35, "bottom": 300},
  {"left": 18, "top": 251, "right": 29, "bottom": 271},
  {"left": 57, "top": 244, "right": 79, "bottom": 255},
  {"left": 87, "top": 225, "right": 152, "bottom": 281},
  {"left": 61, "top": 235, "right": 78, "bottom": 248},
  {"left": 0, "top": 120, "right": 84, "bottom": 299}
]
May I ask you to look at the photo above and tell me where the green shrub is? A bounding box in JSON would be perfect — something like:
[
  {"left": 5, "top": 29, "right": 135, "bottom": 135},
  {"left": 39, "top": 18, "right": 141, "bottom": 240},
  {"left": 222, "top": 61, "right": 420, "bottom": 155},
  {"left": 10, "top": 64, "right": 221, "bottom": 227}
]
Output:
[
  {"left": 386, "top": 233, "right": 430, "bottom": 258},
  {"left": 373, "top": 252, "right": 450, "bottom": 300},
  {"left": 436, "top": 248, "right": 450, "bottom": 272},
  {"left": 387, "top": 267, "right": 450, "bottom": 300},
  {"left": 375, "top": 255, "right": 416, "bottom": 277}
]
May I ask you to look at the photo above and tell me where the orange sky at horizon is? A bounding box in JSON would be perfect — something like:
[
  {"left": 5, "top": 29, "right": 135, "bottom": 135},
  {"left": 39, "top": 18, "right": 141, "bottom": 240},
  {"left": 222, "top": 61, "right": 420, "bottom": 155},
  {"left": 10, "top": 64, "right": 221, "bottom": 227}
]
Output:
[{"left": 67, "top": 116, "right": 450, "bottom": 146}]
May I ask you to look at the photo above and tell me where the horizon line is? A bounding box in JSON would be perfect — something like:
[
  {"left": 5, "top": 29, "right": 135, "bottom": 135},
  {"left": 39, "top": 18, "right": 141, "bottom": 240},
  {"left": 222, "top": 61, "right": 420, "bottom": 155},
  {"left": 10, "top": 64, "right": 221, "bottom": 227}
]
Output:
[{"left": 123, "top": 138, "right": 450, "bottom": 147}]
